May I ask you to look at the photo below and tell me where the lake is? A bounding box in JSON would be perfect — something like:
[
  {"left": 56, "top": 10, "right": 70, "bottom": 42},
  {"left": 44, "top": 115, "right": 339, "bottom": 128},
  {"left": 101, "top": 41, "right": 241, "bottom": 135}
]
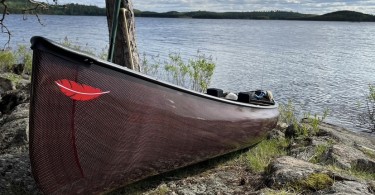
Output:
[{"left": 2, "top": 15, "right": 375, "bottom": 131}]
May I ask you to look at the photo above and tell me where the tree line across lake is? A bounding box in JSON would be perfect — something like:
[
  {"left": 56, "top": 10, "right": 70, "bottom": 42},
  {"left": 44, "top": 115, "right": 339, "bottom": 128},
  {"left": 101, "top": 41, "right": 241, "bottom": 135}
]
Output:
[{"left": 5, "top": 0, "right": 375, "bottom": 22}]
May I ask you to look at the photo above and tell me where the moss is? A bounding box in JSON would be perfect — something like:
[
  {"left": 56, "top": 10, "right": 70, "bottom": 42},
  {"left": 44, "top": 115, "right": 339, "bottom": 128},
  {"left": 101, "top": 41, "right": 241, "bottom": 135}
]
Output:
[
  {"left": 303, "top": 173, "right": 333, "bottom": 191},
  {"left": 148, "top": 184, "right": 170, "bottom": 195},
  {"left": 246, "top": 139, "right": 289, "bottom": 173},
  {"left": 287, "top": 173, "right": 333, "bottom": 193}
]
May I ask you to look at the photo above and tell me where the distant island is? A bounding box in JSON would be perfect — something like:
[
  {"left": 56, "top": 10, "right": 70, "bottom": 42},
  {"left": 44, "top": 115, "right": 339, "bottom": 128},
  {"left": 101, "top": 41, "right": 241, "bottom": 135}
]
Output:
[
  {"left": 5, "top": 0, "right": 375, "bottom": 22},
  {"left": 134, "top": 10, "right": 375, "bottom": 22}
]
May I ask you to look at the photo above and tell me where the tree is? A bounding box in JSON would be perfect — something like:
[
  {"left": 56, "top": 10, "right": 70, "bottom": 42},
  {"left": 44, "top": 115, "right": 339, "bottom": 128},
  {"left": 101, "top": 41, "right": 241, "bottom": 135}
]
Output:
[
  {"left": 105, "top": 0, "right": 140, "bottom": 71},
  {"left": 1, "top": 0, "right": 140, "bottom": 71}
]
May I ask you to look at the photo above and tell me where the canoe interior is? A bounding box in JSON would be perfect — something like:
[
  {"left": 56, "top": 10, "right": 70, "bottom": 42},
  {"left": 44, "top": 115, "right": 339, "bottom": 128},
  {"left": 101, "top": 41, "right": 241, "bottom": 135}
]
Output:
[{"left": 29, "top": 36, "right": 280, "bottom": 194}]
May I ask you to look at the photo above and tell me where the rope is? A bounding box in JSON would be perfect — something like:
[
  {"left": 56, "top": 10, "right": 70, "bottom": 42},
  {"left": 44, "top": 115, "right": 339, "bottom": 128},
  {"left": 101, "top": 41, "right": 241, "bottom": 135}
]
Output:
[{"left": 121, "top": 8, "right": 135, "bottom": 70}]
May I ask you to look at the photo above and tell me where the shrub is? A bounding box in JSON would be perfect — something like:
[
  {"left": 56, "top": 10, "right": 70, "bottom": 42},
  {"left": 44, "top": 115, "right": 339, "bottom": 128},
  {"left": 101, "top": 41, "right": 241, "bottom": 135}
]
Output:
[
  {"left": 0, "top": 50, "right": 16, "bottom": 71},
  {"left": 141, "top": 51, "right": 216, "bottom": 92},
  {"left": 61, "top": 36, "right": 95, "bottom": 56},
  {"left": 279, "top": 101, "right": 329, "bottom": 137},
  {"left": 279, "top": 100, "right": 298, "bottom": 125},
  {"left": 16, "top": 45, "right": 33, "bottom": 74},
  {"left": 0, "top": 45, "right": 33, "bottom": 74},
  {"left": 357, "top": 84, "right": 375, "bottom": 133}
]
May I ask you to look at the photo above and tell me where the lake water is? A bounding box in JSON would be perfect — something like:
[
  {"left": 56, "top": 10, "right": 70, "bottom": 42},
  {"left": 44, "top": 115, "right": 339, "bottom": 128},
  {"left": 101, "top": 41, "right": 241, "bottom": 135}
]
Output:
[{"left": 2, "top": 15, "right": 375, "bottom": 131}]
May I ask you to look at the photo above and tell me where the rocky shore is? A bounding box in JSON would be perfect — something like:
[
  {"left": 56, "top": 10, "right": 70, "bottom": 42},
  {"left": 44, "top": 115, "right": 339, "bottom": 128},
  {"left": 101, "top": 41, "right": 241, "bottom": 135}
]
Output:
[{"left": 0, "top": 67, "right": 374, "bottom": 194}]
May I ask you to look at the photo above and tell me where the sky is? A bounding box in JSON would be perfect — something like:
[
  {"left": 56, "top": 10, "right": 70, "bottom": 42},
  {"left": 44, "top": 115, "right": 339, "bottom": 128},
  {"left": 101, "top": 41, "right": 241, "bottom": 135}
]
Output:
[{"left": 55, "top": 0, "right": 375, "bottom": 15}]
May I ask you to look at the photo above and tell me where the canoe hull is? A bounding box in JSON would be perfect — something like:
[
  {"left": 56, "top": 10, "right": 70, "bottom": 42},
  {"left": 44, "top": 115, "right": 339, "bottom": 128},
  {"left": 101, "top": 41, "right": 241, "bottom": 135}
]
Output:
[{"left": 29, "top": 37, "right": 279, "bottom": 194}]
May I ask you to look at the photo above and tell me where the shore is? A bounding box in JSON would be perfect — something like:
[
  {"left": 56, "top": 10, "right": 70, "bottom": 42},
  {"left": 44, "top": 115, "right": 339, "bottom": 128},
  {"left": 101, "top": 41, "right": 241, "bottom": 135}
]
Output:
[{"left": 0, "top": 68, "right": 374, "bottom": 194}]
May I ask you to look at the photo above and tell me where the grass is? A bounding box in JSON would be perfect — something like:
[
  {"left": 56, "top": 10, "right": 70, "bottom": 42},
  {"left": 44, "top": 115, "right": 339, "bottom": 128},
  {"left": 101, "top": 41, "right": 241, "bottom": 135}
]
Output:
[
  {"left": 247, "top": 101, "right": 330, "bottom": 173},
  {"left": 327, "top": 165, "right": 375, "bottom": 181},
  {"left": 309, "top": 144, "right": 330, "bottom": 164},
  {"left": 246, "top": 139, "right": 289, "bottom": 173},
  {"left": 359, "top": 147, "right": 375, "bottom": 160}
]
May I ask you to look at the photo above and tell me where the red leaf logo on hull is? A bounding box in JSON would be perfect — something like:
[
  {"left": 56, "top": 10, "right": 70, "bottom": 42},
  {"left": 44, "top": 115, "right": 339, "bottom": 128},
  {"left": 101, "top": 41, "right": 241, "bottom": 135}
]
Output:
[{"left": 55, "top": 79, "right": 110, "bottom": 101}]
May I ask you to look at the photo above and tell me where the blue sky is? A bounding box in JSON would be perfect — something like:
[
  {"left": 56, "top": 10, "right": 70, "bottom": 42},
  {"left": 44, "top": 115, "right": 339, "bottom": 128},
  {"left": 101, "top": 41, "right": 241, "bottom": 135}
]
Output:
[{"left": 55, "top": 0, "right": 375, "bottom": 14}]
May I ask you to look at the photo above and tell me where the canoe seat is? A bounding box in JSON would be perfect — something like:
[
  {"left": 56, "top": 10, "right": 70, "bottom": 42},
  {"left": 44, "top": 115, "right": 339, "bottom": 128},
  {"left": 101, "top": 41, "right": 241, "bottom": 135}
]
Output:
[{"left": 207, "top": 88, "right": 224, "bottom": 97}]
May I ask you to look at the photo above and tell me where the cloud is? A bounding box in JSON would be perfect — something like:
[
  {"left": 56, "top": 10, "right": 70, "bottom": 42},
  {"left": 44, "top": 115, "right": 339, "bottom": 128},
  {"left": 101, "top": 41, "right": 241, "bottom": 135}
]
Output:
[
  {"left": 53, "top": 0, "right": 375, "bottom": 14},
  {"left": 133, "top": 0, "right": 375, "bottom": 14}
]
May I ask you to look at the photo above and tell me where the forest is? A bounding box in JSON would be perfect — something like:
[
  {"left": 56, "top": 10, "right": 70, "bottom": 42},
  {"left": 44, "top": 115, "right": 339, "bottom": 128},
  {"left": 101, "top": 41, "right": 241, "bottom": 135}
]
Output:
[
  {"left": 5, "top": 0, "right": 106, "bottom": 16},
  {"left": 3, "top": 0, "right": 375, "bottom": 22}
]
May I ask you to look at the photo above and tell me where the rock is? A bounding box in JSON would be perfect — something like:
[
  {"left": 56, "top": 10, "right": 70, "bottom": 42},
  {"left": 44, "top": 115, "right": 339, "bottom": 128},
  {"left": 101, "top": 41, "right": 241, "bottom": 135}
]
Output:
[
  {"left": 0, "top": 89, "right": 30, "bottom": 114},
  {"left": 0, "top": 77, "right": 14, "bottom": 95},
  {"left": 285, "top": 124, "right": 297, "bottom": 138},
  {"left": 266, "top": 156, "right": 327, "bottom": 188},
  {"left": 289, "top": 146, "right": 316, "bottom": 162},
  {"left": 276, "top": 122, "right": 288, "bottom": 131},
  {"left": 167, "top": 166, "right": 256, "bottom": 195},
  {"left": 15, "top": 79, "right": 31, "bottom": 91},
  {"left": 330, "top": 180, "right": 373, "bottom": 195},
  {"left": 267, "top": 129, "right": 285, "bottom": 141},
  {"left": 3, "top": 103, "right": 29, "bottom": 123},
  {"left": 325, "top": 144, "right": 375, "bottom": 171},
  {"left": 317, "top": 123, "right": 375, "bottom": 150},
  {"left": 0, "top": 103, "right": 30, "bottom": 154},
  {"left": 368, "top": 181, "right": 375, "bottom": 194},
  {"left": 0, "top": 118, "right": 29, "bottom": 154},
  {"left": 266, "top": 156, "right": 373, "bottom": 194},
  {"left": 12, "top": 64, "right": 25, "bottom": 75},
  {"left": 355, "top": 159, "right": 375, "bottom": 173},
  {"left": 0, "top": 152, "right": 40, "bottom": 195}
]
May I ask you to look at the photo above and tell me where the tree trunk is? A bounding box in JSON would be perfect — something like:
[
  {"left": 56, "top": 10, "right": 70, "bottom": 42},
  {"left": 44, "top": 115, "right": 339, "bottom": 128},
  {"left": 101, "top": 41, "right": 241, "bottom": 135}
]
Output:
[{"left": 105, "top": 0, "right": 140, "bottom": 71}]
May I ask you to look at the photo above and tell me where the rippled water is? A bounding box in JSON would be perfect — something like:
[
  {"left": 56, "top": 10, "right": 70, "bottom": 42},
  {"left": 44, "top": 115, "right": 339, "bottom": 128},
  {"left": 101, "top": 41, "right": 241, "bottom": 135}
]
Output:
[{"left": 2, "top": 15, "right": 375, "bottom": 131}]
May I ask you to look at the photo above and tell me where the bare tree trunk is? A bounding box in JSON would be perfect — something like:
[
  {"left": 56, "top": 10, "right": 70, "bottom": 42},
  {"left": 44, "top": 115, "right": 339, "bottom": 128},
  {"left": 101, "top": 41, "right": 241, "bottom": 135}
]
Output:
[{"left": 105, "top": 0, "right": 140, "bottom": 71}]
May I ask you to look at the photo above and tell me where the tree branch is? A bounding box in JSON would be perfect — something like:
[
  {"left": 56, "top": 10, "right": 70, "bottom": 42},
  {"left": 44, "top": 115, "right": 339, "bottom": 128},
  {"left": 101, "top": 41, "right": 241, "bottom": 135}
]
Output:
[
  {"left": 0, "top": 0, "right": 58, "bottom": 49},
  {"left": 0, "top": 0, "right": 11, "bottom": 49}
]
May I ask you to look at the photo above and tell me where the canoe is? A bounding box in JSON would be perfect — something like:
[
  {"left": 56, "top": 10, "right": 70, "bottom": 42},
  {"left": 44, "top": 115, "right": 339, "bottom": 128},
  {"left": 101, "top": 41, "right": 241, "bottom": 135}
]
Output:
[{"left": 29, "top": 36, "right": 279, "bottom": 194}]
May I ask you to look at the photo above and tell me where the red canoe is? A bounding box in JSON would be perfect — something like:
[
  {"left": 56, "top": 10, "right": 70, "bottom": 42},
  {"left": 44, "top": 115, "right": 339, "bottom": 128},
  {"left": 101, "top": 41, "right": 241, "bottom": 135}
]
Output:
[{"left": 29, "top": 36, "right": 279, "bottom": 194}]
